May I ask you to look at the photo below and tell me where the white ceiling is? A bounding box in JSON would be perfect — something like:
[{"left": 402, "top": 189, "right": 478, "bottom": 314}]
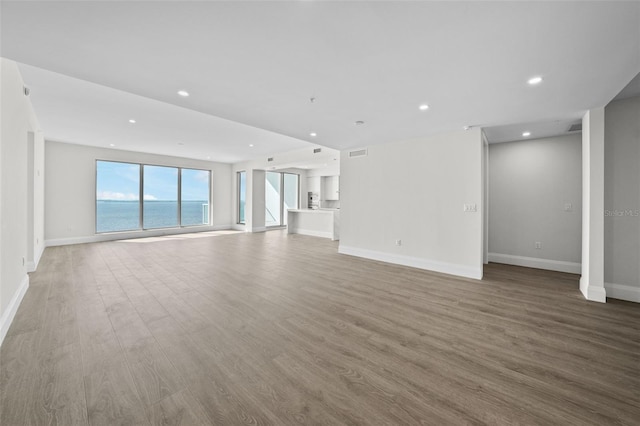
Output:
[
  {"left": 483, "top": 119, "right": 581, "bottom": 145},
  {"left": 613, "top": 71, "right": 640, "bottom": 101},
  {"left": 2, "top": 1, "right": 639, "bottom": 161},
  {"left": 17, "top": 63, "right": 310, "bottom": 163}
]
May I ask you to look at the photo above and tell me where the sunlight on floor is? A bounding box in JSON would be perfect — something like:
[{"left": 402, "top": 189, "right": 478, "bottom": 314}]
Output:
[{"left": 116, "top": 230, "right": 243, "bottom": 243}]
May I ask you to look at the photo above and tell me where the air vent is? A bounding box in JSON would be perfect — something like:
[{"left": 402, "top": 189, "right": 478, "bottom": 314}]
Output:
[
  {"left": 349, "top": 149, "right": 368, "bottom": 158},
  {"left": 23, "top": 85, "right": 30, "bottom": 97},
  {"left": 267, "top": 157, "right": 274, "bottom": 162},
  {"left": 568, "top": 123, "right": 582, "bottom": 132},
  {"left": 313, "top": 148, "right": 322, "bottom": 154}
]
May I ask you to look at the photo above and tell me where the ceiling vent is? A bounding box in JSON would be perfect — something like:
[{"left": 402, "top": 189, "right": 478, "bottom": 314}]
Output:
[
  {"left": 313, "top": 148, "right": 322, "bottom": 154},
  {"left": 267, "top": 157, "right": 274, "bottom": 162},
  {"left": 349, "top": 149, "right": 368, "bottom": 158},
  {"left": 568, "top": 123, "right": 582, "bottom": 132}
]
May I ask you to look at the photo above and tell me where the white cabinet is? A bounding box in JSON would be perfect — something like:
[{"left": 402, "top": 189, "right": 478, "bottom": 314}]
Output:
[
  {"left": 322, "top": 176, "right": 340, "bottom": 200},
  {"left": 307, "top": 176, "right": 321, "bottom": 193}
]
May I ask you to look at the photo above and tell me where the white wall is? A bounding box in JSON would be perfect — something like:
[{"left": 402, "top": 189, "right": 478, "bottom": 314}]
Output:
[
  {"left": 604, "top": 96, "right": 640, "bottom": 302},
  {"left": 581, "top": 108, "right": 607, "bottom": 303},
  {"left": 488, "top": 134, "right": 582, "bottom": 273},
  {"left": 26, "top": 130, "right": 45, "bottom": 272},
  {"left": 45, "top": 141, "right": 232, "bottom": 245},
  {"left": 339, "top": 128, "right": 484, "bottom": 279},
  {"left": 0, "top": 58, "right": 42, "bottom": 344}
]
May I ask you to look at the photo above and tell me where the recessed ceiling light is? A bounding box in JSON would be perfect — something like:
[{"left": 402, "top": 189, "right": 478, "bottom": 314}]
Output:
[
  {"left": 419, "top": 104, "right": 429, "bottom": 111},
  {"left": 206, "top": 156, "right": 211, "bottom": 160},
  {"left": 355, "top": 120, "right": 365, "bottom": 125},
  {"left": 528, "top": 76, "right": 543, "bottom": 85},
  {"left": 128, "top": 119, "right": 136, "bottom": 124},
  {"left": 310, "top": 132, "right": 317, "bottom": 137},
  {"left": 522, "top": 131, "right": 531, "bottom": 137},
  {"left": 249, "top": 144, "right": 254, "bottom": 147},
  {"left": 109, "top": 144, "right": 115, "bottom": 147},
  {"left": 177, "top": 90, "right": 190, "bottom": 97}
]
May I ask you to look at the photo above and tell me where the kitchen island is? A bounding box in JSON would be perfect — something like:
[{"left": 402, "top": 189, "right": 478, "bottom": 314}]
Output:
[{"left": 287, "top": 209, "right": 340, "bottom": 241}]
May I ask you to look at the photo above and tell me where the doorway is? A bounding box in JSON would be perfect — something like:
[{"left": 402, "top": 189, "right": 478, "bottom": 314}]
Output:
[{"left": 265, "top": 171, "right": 299, "bottom": 227}]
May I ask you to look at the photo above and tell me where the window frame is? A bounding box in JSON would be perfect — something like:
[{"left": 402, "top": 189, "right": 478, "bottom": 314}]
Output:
[
  {"left": 237, "top": 170, "right": 246, "bottom": 225},
  {"left": 95, "top": 159, "right": 212, "bottom": 234}
]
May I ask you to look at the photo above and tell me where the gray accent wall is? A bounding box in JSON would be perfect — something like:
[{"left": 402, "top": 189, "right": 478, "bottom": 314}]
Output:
[
  {"left": 489, "top": 134, "right": 583, "bottom": 269},
  {"left": 604, "top": 96, "right": 640, "bottom": 290}
]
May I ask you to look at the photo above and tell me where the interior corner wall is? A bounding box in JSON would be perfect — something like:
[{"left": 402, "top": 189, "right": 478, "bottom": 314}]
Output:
[
  {"left": 581, "top": 107, "right": 606, "bottom": 303},
  {"left": 339, "top": 128, "right": 484, "bottom": 279},
  {"left": 488, "top": 134, "right": 583, "bottom": 273},
  {"left": 44, "top": 141, "right": 233, "bottom": 246},
  {"left": 604, "top": 96, "right": 640, "bottom": 302},
  {"left": 0, "top": 58, "right": 41, "bottom": 345}
]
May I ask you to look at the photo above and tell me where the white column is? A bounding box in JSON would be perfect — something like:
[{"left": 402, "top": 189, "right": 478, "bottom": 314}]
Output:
[
  {"left": 251, "top": 169, "right": 266, "bottom": 232},
  {"left": 580, "top": 108, "right": 606, "bottom": 302}
]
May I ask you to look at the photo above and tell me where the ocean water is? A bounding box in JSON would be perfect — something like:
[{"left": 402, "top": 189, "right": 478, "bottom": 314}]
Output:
[{"left": 97, "top": 200, "right": 209, "bottom": 233}]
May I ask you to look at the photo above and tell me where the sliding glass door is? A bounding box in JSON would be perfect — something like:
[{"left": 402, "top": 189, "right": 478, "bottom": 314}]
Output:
[
  {"left": 282, "top": 173, "right": 299, "bottom": 226},
  {"left": 265, "top": 171, "right": 282, "bottom": 227},
  {"left": 265, "top": 172, "right": 299, "bottom": 227}
]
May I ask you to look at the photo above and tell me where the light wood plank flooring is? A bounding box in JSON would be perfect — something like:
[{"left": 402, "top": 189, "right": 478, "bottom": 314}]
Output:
[{"left": 1, "top": 230, "right": 639, "bottom": 425}]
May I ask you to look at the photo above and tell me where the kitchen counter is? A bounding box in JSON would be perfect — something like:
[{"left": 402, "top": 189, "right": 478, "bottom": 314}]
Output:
[{"left": 287, "top": 209, "right": 340, "bottom": 240}]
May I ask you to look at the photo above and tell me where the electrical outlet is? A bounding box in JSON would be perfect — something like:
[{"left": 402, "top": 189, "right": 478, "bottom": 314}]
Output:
[
  {"left": 535, "top": 242, "right": 542, "bottom": 249},
  {"left": 463, "top": 203, "right": 477, "bottom": 212},
  {"left": 395, "top": 239, "right": 402, "bottom": 246},
  {"left": 564, "top": 203, "right": 573, "bottom": 212}
]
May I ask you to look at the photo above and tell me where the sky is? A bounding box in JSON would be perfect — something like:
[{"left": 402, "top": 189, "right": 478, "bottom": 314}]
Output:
[{"left": 96, "top": 161, "right": 209, "bottom": 201}]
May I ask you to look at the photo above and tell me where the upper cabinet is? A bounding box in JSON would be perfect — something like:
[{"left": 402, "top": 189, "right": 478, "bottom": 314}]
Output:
[{"left": 322, "top": 176, "right": 340, "bottom": 200}]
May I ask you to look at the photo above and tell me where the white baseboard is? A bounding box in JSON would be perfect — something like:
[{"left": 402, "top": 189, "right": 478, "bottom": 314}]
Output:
[
  {"left": 45, "top": 225, "right": 233, "bottom": 247},
  {"left": 488, "top": 253, "right": 581, "bottom": 274},
  {"left": 251, "top": 226, "right": 267, "bottom": 233},
  {"left": 605, "top": 282, "right": 640, "bottom": 303},
  {"left": 289, "top": 228, "right": 334, "bottom": 240},
  {"left": 26, "top": 243, "right": 45, "bottom": 273},
  {"left": 580, "top": 277, "right": 607, "bottom": 303},
  {"left": 338, "top": 245, "right": 482, "bottom": 280},
  {"left": 0, "top": 275, "right": 29, "bottom": 347}
]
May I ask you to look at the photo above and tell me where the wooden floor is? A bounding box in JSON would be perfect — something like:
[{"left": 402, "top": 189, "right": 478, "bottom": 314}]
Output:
[{"left": 1, "top": 230, "right": 639, "bottom": 425}]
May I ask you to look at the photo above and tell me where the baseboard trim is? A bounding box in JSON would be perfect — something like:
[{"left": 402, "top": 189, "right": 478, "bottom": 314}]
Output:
[
  {"left": 289, "top": 228, "right": 334, "bottom": 240},
  {"left": 488, "top": 253, "right": 581, "bottom": 274},
  {"left": 605, "top": 282, "right": 640, "bottom": 303},
  {"left": 45, "top": 225, "right": 232, "bottom": 247},
  {"left": 338, "top": 245, "right": 482, "bottom": 280},
  {"left": 26, "top": 243, "right": 46, "bottom": 273},
  {"left": 251, "top": 226, "right": 267, "bottom": 233},
  {"left": 580, "top": 276, "right": 607, "bottom": 303},
  {"left": 0, "top": 275, "right": 29, "bottom": 347}
]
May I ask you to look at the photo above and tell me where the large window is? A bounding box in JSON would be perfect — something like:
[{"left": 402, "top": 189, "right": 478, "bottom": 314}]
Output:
[
  {"left": 143, "top": 165, "right": 178, "bottom": 229},
  {"left": 96, "top": 160, "right": 211, "bottom": 233},
  {"left": 238, "top": 171, "right": 246, "bottom": 224},
  {"left": 96, "top": 161, "right": 141, "bottom": 233},
  {"left": 181, "top": 169, "right": 210, "bottom": 226},
  {"left": 265, "top": 171, "right": 299, "bottom": 227}
]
